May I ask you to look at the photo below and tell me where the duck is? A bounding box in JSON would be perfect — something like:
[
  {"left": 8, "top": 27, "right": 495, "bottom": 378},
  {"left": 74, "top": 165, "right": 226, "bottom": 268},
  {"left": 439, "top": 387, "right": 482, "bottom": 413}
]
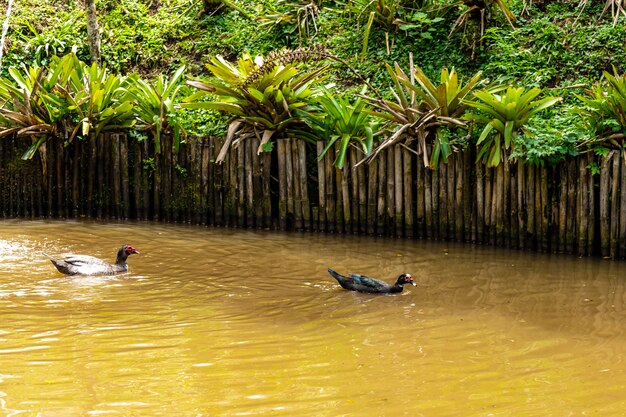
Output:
[
  {"left": 43, "top": 244, "right": 140, "bottom": 276},
  {"left": 327, "top": 268, "right": 415, "bottom": 294}
]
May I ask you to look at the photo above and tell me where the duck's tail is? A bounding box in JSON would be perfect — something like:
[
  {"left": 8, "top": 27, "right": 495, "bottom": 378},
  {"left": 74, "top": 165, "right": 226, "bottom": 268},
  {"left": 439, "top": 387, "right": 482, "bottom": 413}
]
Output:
[{"left": 327, "top": 268, "right": 344, "bottom": 281}]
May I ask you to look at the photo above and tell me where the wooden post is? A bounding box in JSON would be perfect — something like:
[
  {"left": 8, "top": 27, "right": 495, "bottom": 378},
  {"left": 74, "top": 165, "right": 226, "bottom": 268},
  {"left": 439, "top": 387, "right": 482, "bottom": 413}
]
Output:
[
  {"left": 394, "top": 145, "right": 403, "bottom": 237},
  {"left": 367, "top": 157, "right": 378, "bottom": 235},
  {"left": 579, "top": 156, "right": 589, "bottom": 256},
  {"left": 599, "top": 155, "right": 611, "bottom": 258},
  {"left": 610, "top": 153, "right": 620, "bottom": 259},
  {"left": 298, "top": 141, "right": 310, "bottom": 231},
  {"left": 403, "top": 146, "right": 414, "bottom": 239},
  {"left": 277, "top": 139, "right": 287, "bottom": 230}
]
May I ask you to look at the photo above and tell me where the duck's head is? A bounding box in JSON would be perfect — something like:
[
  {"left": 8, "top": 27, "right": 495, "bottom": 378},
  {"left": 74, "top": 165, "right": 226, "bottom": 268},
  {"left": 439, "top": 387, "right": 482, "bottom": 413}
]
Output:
[
  {"left": 122, "top": 244, "right": 140, "bottom": 255},
  {"left": 397, "top": 273, "right": 416, "bottom": 286}
]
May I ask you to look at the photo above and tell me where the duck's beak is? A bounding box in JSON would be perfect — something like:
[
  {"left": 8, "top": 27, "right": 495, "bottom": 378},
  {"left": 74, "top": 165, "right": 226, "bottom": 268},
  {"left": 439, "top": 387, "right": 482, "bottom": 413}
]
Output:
[{"left": 410, "top": 281, "right": 417, "bottom": 286}]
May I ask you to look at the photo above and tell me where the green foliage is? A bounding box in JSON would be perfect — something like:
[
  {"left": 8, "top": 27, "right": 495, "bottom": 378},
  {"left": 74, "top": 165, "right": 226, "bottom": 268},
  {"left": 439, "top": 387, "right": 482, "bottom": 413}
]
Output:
[
  {"left": 575, "top": 67, "right": 626, "bottom": 153},
  {"left": 360, "top": 57, "right": 483, "bottom": 168},
  {"left": 465, "top": 86, "right": 562, "bottom": 166},
  {"left": 121, "top": 65, "right": 188, "bottom": 153},
  {"left": 511, "top": 109, "right": 582, "bottom": 166},
  {"left": 303, "top": 87, "right": 376, "bottom": 168},
  {"left": 183, "top": 47, "right": 329, "bottom": 162}
]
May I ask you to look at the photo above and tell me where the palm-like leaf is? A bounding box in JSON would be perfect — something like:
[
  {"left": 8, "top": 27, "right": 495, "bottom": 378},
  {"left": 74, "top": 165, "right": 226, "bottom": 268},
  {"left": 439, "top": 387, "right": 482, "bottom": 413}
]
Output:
[
  {"left": 183, "top": 50, "right": 328, "bottom": 162},
  {"left": 360, "top": 55, "right": 484, "bottom": 168},
  {"left": 301, "top": 87, "right": 375, "bottom": 168},
  {"left": 121, "top": 65, "right": 187, "bottom": 153},
  {"left": 465, "top": 86, "right": 562, "bottom": 166}
]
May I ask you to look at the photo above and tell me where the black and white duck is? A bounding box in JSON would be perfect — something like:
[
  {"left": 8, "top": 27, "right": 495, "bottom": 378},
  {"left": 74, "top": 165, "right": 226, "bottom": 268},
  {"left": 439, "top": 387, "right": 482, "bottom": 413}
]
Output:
[
  {"left": 327, "top": 268, "right": 415, "bottom": 294},
  {"left": 43, "top": 244, "right": 140, "bottom": 276}
]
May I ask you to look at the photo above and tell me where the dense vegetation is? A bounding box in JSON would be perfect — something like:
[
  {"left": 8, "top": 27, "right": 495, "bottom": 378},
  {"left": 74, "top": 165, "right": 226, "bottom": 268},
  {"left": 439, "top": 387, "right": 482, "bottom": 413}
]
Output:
[{"left": 1, "top": 0, "right": 626, "bottom": 169}]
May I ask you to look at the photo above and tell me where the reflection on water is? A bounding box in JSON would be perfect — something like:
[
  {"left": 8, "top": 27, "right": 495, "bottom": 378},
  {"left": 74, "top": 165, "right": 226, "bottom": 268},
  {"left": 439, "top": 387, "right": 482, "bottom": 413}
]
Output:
[{"left": 1, "top": 219, "right": 626, "bottom": 416}]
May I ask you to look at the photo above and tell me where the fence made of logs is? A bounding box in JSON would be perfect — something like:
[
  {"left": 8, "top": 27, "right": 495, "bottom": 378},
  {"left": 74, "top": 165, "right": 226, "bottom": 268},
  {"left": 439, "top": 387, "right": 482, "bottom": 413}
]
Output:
[{"left": 1, "top": 133, "right": 625, "bottom": 259}]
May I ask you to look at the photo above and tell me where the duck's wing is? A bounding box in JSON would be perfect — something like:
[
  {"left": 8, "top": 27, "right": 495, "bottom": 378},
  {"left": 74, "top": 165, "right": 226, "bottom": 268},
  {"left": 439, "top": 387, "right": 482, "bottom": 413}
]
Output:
[
  {"left": 350, "top": 274, "right": 388, "bottom": 290},
  {"left": 63, "top": 254, "right": 110, "bottom": 268}
]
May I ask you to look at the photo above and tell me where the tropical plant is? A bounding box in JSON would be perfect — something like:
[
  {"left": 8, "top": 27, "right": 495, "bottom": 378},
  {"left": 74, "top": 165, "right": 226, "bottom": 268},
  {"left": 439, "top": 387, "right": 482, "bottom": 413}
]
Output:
[
  {"left": 464, "top": 86, "right": 562, "bottom": 167},
  {"left": 360, "top": 56, "right": 484, "bottom": 168},
  {"left": 0, "top": 53, "right": 136, "bottom": 160},
  {"left": 302, "top": 87, "right": 376, "bottom": 168},
  {"left": 121, "top": 65, "right": 187, "bottom": 153},
  {"left": 575, "top": 68, "right": 626, "bottom": 152},
  {"left": 0, "top": 56, "right": 76, "bottom": 159},
  {"left": 183, "top": 46, "right": 329, "bottom": 162},
  {"left": 61, "top": 58, "right": 135, "bottom": 139}
]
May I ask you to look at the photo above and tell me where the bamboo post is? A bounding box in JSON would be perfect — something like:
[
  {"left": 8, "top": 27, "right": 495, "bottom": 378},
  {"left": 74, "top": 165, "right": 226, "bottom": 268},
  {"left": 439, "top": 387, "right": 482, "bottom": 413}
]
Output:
[
  {"left": 201, "top": 139, "right": 210, "bottom": 225},
  {"left": 438, "top": 163, "right": 448, "bottom": 240},
  {"left": 132, "top": 138, "right": 143, "bottom": 220},
  {"left": 600, "top": 155, "right": 611, "bottom": 258},
  {"left": 163, "top": 135, "right": 173, "bottom": 221},
  {"left": 517, "top": 163, "right": 526, "bottom": 250},
  {"left": 537, "top": 167, "right": 550, "bottom": 252},
  {"left": 96, "top": 134, "right": 105, "bottom": 218},
  {"left": 326, "top": 145, "right": 336, "bottom": 233},
  {"left": 350, "top": 146, "right": 360, "bottom": 233},
  {"left": 263, "top": 146, "right": 273, "bottom": 229},
  {"left": 509, "top": 161, "right": 518, "bottom": 248},
  {"left": 70, "top": 141, "right": 79, "bottom": 217},
  {"left": 55, "top": 139, "right": 64, "bottom": 218},
  {"left": 245, "top": 138, "right": 254, "bottom": 227},
  {"left": 525, "top": 165, "right": 537, "bottom": 249},
  {"left": 367, "top": 157, "right": 378, "bottom": 235},
  {"left": 111, "top": 134, "right": 121, "bottom": 219},
  {"left": 285, "top": 139, "right": 295, "bottom": 230},
  {"left": 454, "top": 155, "right": 463, "bottom": 241},
  {"left": 502, "top": 157, "right": 510, "bottom": 247},
  {"left": 480, "top": 167, "right": 494, "bottom": 243},
  {"left": 394, "top": 145, "right": 403, "bottom": 237},
  {"left": 558, "top": 161, "right": 567, "bottom": 253},
  {"left": 619, "top": 154, "right": 626, "bottom": 258},
  {"left": 403, "top": 146, "right": 414, "bottom": 239},
  {"left": 357, "top": 150, "right": 367, "bottom": 235},
  {"left": 565, "top": 160, "right": 576, "bottom": 254},
  {"left": 428, "top": 168, "right": 438, "bottom": 239},
  {"left": 277, "top": 139, "right": 287, "bottom": 230},
  {"left": 377, "top": 153, "right": 387, "bottom": 234},
  {"left": 588, "top": 154, "right": 597, "bottom": 255},
  {"left": 610, "top": 153, "right": 620, "bottom": 259},
  {"left": 416, "top": 152, "right": 425, "bottom": 239},
  {"left": 251, "top": 138, "right": 263, "bottom": 228},
  {"left": 293, "top": 139, "right": 304, "bottom": 231},
  {"left": 446, "top": 158, "right": 455, "bottom": 240},
  {"left": 215, "top": 138, "right": 225, "bottom": 226},
  {"left": 384, "top": 147, "right": 396, "bottom": 236},
  {"left": 424, "top": 164, "right": 433, "bottom": 239},
  {"left": 578, "top": 156, "right": 589, "bottom": 256},
  {"left": 316, "top": 142, "right": 326, "bottom": 231}
]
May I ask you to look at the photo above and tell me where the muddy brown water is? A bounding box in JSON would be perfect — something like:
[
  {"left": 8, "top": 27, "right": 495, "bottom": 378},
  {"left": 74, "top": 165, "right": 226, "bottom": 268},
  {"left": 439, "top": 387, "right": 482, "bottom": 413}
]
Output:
[{"left": 0, "top": 219, "right": 625, "bottom": 416}]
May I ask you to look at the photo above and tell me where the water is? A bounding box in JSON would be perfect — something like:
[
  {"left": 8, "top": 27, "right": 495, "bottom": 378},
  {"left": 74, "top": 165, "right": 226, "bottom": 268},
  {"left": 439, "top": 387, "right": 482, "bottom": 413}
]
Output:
[{"left": 0, "top": 219, "right": 625, "bottom": 416}]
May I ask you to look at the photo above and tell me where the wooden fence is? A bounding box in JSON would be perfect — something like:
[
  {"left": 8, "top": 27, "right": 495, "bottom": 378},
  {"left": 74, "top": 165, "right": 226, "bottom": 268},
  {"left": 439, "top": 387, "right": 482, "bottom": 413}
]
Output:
[{"left": 1, "top": 133, "right": 626, "bottom": 259}]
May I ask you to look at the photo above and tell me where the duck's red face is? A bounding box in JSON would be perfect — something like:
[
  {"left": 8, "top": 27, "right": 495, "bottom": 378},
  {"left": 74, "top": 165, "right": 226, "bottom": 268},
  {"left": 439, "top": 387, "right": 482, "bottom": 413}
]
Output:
[
  {"left": 403, "top": 274, "right": 416, "bottom": 286},
  {"left": 125, "top": 245, "right": 140, "bottom": 255}
]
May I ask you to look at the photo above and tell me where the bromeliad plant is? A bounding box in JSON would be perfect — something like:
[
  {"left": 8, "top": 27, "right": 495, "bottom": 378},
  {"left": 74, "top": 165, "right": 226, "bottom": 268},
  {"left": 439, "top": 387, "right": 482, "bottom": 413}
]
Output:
[
  {"left": 575, "top": 68, "right": 626, "bottom": 153},
  {"left": 59, "top": 55, "right": 135, "bottom": 140},
  {"left": 465, "top": 86, "right": 562, "bottom": 167},
  {"left": 0, "top": 53, "right": 136, "bottom": 160},
  {"left": 121, "top": 65, "right": 187, "bottom": 153},
  {"left": 360, "top": 55, "right": 484, "bottom": 168},
  {"left": 183, "top": 46, "right": 329, "bottom": 163},
  {"left": 0, "top": 55, "right": 76, "bottom": 159},
  {"left": 302, "top": 87, "right": 376, "bottom": 169}
]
